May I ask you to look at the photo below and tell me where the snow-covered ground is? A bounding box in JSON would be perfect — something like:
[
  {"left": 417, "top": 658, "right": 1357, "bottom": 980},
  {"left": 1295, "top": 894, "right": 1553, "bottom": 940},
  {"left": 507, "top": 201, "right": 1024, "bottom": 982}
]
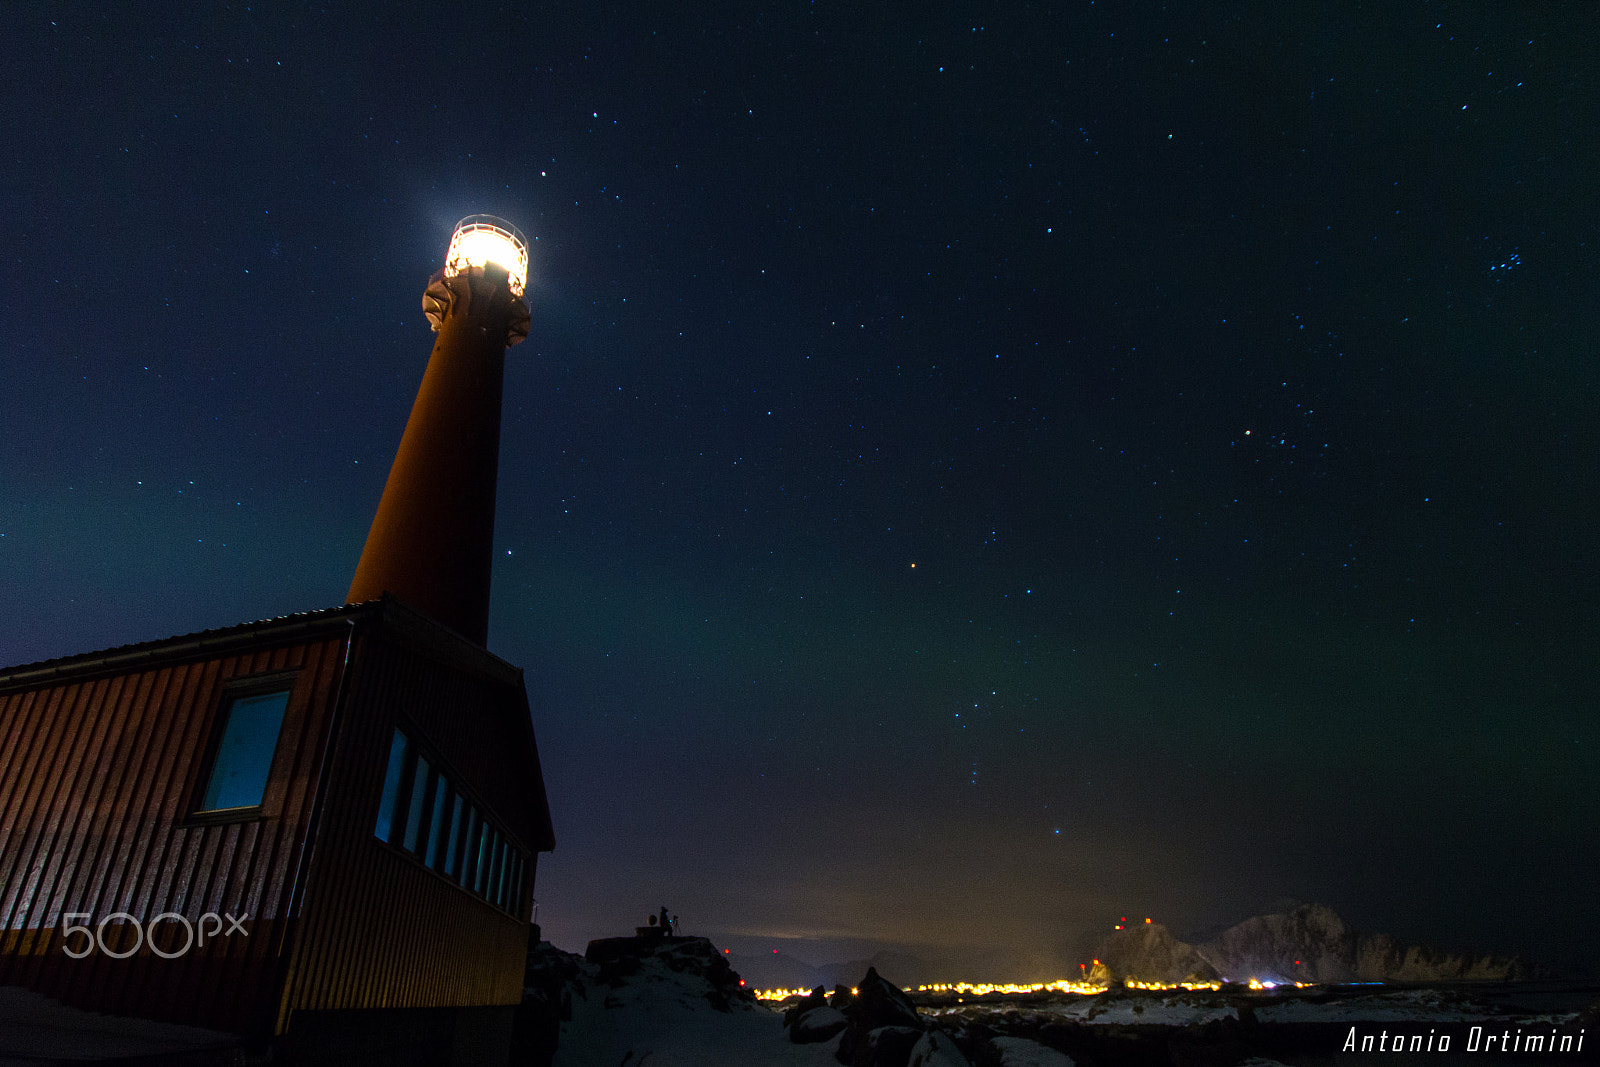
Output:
[
  {"left": 929, "top": 985, "right": 1587, "bottom": 1030},
  {"left": 551, "top": 941, "right": 841, "bottom": 1067},
  {"left": 544, "top": 940, "right": 1595, "bottom": 1067},
  {"left": 1251, "top": 986, "right": 1580, "bottom": 1025}
]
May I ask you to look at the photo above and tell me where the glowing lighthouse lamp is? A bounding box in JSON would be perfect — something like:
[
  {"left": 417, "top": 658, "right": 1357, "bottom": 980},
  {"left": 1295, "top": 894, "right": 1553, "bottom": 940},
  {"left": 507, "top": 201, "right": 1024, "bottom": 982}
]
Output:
[{"left": 444, "top": 214, "right": 529, "bottom": 297}]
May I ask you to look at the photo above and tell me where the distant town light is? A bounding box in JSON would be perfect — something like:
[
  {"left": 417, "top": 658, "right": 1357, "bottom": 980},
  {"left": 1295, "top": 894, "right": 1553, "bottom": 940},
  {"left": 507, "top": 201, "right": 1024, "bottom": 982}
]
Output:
[{"left": 445, "top": 214, "right": 529, "bottom": 297}]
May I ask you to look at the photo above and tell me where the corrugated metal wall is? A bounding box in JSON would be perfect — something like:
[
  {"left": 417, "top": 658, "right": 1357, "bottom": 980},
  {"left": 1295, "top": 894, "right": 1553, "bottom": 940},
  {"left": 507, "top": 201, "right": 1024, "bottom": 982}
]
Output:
[
  {"left": 0, "top": 601, "right": 554, "bottom": 1038},
  {"left": 0, "top": 629, "right": 349, "bottom": 1035},
  {"left": 279, "top": 621, "right": 541, "bottom": 1028}
]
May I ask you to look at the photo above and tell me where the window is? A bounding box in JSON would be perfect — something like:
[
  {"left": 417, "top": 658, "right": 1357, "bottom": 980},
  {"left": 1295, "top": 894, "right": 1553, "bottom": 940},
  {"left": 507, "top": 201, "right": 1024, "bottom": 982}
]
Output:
[
  {"left": 474, "top": 822, "right": 492, "bottom": 894},
  {"left": 428, "top": 783, "right": 453, "bottom": 869},
  {"left": 369, "top": 730, "right": 527, "bottom": 915},
  {"left": 461, "top": 806, "right": 481, "bottom": 887},
  {"left": 196, "top": 688, "right": 291, "bottom": 814},
  {"left": 500, "top": 839, "right": 514, "bottom": 908},
  {"left": 375, "top": 729, "right": 409, "bottom": 841},
  {"left": 403, "top": 755, "right": 431, "bottom": 853},
  {"left": 490, "top": 830, "right": 505, "bottom": 906},
  {"left": 445, "top": 801, "right": 468, "bottom": 878}
]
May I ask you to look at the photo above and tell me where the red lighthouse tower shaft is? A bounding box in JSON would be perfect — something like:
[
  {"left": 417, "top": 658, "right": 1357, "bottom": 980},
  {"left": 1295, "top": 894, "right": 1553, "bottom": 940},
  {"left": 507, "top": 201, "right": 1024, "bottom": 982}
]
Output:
[{"left": 346, "top": 257, "right": 529, "bottom": 645}]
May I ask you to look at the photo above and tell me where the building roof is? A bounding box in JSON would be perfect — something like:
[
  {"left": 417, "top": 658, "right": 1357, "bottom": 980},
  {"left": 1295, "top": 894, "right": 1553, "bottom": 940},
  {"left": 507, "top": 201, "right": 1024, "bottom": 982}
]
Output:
[{"left": 0, "top": 596, "right": 520, "bottom": 693}]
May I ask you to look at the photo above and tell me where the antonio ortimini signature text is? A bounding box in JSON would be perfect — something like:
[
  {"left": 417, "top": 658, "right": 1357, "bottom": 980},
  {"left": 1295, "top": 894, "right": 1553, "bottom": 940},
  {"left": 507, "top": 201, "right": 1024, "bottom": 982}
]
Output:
[{"left": 1343, "top": 1026, "right": 1585, "bottom": 1054}]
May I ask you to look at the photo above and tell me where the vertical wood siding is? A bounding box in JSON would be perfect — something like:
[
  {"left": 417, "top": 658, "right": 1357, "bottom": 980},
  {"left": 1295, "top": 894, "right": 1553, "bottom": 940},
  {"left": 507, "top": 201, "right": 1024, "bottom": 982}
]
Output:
[
  {"left": 278, "top": 626, "right": 538, "bottom": 1028},
  {"left": 0, "top": 632, "right": 349, "bottom": 1035},
  {"left": 0, "top": 603, "right": 551, "bottom": 1038}
]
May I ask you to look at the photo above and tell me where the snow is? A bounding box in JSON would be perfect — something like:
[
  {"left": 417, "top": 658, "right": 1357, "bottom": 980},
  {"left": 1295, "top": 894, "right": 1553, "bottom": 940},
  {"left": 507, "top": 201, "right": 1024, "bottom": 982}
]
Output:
[
  {"left": 991, "top": 1034, "right": 1075, "bottom": 1066},
  {"left": 908, "top": 1028, "right": 973, "bottom": 1066},
  {"left": 0, "top": 986, "right": 238, "bottom": 1061},
  {"left": 1252, "top": 987, "right": 1582, "bottom": 1025},
  {"left": 791, "top": 1004, "right": 848, "bottom": 1042},
  {"left": 545, "top": 938, "right": 1590, "bottom": 1066},
  {"left": 552, "top": 950, "right": 840, "bottom": 1067},
  {"left": 1027, "top": 994, "right": 1237, "bottom": 1026}
]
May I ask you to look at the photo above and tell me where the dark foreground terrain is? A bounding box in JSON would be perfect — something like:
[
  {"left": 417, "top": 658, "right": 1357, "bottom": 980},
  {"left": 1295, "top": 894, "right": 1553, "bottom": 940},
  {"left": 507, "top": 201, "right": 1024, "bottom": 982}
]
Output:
[{"left": 527, "top": 935, "right": 1600, "bottom": 1067}]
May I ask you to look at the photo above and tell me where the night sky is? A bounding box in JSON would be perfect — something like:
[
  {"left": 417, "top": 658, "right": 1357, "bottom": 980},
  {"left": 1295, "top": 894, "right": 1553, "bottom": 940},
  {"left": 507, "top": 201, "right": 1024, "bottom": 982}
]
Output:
[{"left": 3, "top": 3, "right": 1596, "bottom": 977}]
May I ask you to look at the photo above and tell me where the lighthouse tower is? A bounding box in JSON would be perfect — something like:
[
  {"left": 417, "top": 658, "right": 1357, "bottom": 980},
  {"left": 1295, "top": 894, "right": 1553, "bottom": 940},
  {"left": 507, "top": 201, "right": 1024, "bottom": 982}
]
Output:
[{"left": 347, "top": 215, "right": 533, "bottom": 645}]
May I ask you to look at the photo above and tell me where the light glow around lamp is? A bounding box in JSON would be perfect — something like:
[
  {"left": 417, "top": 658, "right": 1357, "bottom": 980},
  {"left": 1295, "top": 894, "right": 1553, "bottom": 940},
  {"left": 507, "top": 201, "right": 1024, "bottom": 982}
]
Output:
[{"left": 444, "top": 214, "right": 529, "bottom": 297}]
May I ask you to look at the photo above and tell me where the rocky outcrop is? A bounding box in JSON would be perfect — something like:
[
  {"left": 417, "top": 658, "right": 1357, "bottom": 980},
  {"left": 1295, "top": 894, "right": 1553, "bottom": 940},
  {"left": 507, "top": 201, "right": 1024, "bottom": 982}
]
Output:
[
  {"left": 1091, "top": 904, "right": 1523, "bottom": 985},
  {"left": 837, "top": 967, "right": 930, "bottom": 1067},
  {"left": 906, "top": 1028, "right": 973, "bottom": 1066},
  {"left": 1091, "top": 921, "right": 1219, "bottom": 984},
  {"left": 796, "top": 1005, "right": 850, "bottom": 1043},
  {"left": 785, "top": 986, "right": 850, "bottom": 1043}
]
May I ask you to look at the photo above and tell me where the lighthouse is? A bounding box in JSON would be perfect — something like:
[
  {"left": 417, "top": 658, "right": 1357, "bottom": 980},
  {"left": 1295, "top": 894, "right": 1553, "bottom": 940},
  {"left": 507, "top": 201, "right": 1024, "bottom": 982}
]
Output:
[
  {"left": 0, "top": 215, "right": 554, "bottom": 1063},
  {"left": 347, "top": 215, "right": 533, "bottom": 645}
]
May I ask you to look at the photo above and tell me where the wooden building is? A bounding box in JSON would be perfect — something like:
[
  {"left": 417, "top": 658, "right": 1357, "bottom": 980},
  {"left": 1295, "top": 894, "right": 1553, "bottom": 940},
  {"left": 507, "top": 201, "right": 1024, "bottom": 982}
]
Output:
[
  {"left": 0, "top": 595, "right": 554, "bottom": 1050},
  {"left": 1, "top": 222, "right": 551, "bottom": 1062}
]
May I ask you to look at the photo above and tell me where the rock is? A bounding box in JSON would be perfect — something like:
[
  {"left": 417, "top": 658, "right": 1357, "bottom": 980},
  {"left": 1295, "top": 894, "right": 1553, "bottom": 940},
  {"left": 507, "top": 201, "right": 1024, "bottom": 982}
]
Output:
[
  {"left": 1090, "top": 904, "right": 1524, "bottom": 985},
  {"left": 907, "top": 1029, "right": 973, "bottom": 1066},
  {"left": 829, "top": 983, "right": 855, "bottom": 1010},
  {"left": 581, "top": 935, "right": 753, "bottom": 1010},
  {"left": 792, "top": 1005, "right": 849, "bottom": 1044},
  {"left": 837, "top": 967, "right": 926, "bottom": 1065},
  {"left": 514, "top": 939, "right": 588, "bottom": 1067},
  {"left": 655, "top": 937, "right": 754, "bottom": 1011},
  {"left": 785, "top": 986, "right": 830, "bottom": 1028},
  {"left": 844, "top": 1025, "right": 925, "bottom": 1067},
  {"left": 849, "top": 967, "right": 923, "bottom": 1030}
]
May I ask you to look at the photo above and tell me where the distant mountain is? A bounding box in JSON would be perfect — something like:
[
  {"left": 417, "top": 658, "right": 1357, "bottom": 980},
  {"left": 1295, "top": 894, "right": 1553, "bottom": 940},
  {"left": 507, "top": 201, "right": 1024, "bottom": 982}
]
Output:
[
  {"left": 724, "top": 951, "right": 831, "bottom": 991},
  {"left": 1092, "top": 904, "right": 1524, "bottom": 985},
  {"left": 728, "top": 944, "right": 1068, "bottom": 993},
  {"left": 728, "top": 948, "right": 934, "bottom": 992}
]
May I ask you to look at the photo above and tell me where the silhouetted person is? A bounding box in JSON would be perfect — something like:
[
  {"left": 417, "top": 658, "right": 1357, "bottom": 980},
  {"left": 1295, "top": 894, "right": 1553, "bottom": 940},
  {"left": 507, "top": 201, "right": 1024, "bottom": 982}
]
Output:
[{"left": 659, "top": 906, "right": 672, "bottom": 936}]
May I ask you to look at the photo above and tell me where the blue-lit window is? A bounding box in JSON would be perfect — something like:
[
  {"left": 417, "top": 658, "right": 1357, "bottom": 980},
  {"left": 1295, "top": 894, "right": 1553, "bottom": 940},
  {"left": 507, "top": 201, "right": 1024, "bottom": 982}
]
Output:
[
  {"left": 496, "top": 831, "right": 508, "bottom": 908},
  {"left": 428, "top": 783, "right": 453, "bottom": 869},
  {"left": 375, "top": 729, "right": 409, "bottom": 841},
  {"left": 196, "top": 689, "right": 291, "bottom": 813},
  {"left": 403, "top": 755, "right": 431, "bottom": 853},
  {"left": 490, "top": 831, "right": 505, "bottom": 905},
  {"left": 370, "top": 736, "right": 525, "bottom": 915},
  {"left": 474, "top": 823, "right": 492, "bottom": 894},
  {"left": 464, "top": 807, "right": 483, "bottom": 886},
  {"left": 446, "top": 802, "right": 469, "bottom": 879}
]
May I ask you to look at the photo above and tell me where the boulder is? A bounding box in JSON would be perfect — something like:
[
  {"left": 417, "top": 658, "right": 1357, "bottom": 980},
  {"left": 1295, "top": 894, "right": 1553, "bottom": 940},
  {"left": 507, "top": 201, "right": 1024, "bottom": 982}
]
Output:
[
  {"left": 906, "top": 1029, "right": 972, "bottom": 1066},
  {"left": 844, "top": 1025, "right": 925, "bottom": 1067},
  {"left": 848, "top": 967, "right": 922, "bottom": 1030},
  {"left": 837, "top": 967, "right": 925, "bottom": 1065},
  {"left": 784, "top": 986, "right": 829, "bottom": 1028},
  {"left": 792, "top": 1005, "right": 849, "bottom": 1044}
]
